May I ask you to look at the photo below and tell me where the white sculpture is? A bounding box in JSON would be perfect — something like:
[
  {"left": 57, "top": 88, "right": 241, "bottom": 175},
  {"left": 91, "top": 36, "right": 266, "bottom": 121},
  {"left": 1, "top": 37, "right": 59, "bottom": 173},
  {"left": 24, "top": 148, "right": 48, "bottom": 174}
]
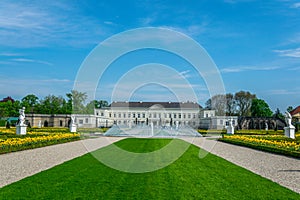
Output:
[
  {"left": 285, "top": 111, "right": 293, "bottom": 127},
  {"left": 38, "top": 120, "right": 42, "bottom": 128},
  {"left": 227, "top": 118, "right": 234, "bottom": 134},
  {"left": 16, "top": 107, "right": 27, "bottom": 135},
  {"left": 284, "top": 111, "right": 295, "bottom": 139},
  {"left": 69, "top": 115, "right": 77, "bottom": 133},
  {"left": 18, "top": 107, "right": 26, "bottom": 126},
  {"left": 265, "top": 122, "right": 268, "bottom": 131},
  {"left": 71, "top": 115, "right": 76, "bottom": 124}
]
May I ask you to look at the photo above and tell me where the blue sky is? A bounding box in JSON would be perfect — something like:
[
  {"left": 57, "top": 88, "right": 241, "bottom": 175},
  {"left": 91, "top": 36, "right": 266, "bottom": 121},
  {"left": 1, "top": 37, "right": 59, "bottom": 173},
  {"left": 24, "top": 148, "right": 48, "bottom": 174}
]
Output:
[{"left": 0, "top": 0, "right": 300, "bottom": 112}]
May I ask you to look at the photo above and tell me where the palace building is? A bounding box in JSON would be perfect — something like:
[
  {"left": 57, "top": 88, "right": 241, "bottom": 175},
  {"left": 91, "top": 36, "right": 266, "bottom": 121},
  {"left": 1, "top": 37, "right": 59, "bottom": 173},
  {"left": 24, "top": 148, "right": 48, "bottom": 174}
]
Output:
[
  {"left": 94, "top": 101, "right": 213, "bottom": 128},
  {"left": 24, "top": 101, "right": 238, "bottom": 130}
]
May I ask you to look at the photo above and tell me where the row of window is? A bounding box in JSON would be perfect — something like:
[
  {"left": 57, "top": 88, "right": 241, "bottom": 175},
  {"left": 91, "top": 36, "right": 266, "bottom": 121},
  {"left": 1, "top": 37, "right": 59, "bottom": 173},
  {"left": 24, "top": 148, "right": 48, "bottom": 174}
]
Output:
[
  {"left": 98, "top": 112, "right": 198, "bottom": 119},
  {"left": 115, "top": 120, "right": 197, "bottom": 126}
]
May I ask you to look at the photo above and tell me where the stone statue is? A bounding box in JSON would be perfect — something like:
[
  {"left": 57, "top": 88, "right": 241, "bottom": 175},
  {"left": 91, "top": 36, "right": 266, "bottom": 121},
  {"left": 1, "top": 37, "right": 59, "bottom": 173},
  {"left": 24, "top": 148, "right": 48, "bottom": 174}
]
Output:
[
  {"left": 285, "top": 111, "right": 292, "bottom": 127},
  {"left": 71, "top": 115, "right": 75, "bottom": 124},
  {"left": 18, "top": 107, "right": 26, "bottom": 126},
  {"left": 265, "top": 122, "right": 268, "bottom": 131}
]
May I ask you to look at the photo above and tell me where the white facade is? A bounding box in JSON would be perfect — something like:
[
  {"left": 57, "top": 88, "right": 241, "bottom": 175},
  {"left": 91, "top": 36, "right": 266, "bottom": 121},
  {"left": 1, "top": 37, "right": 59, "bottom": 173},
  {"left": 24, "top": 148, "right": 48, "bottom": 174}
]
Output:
[
  {"left": 95, "top": 102, "right": 203, "bottom": 128},
  {"left": 71, "top": 102, "right": 237, "bottom": 130}
]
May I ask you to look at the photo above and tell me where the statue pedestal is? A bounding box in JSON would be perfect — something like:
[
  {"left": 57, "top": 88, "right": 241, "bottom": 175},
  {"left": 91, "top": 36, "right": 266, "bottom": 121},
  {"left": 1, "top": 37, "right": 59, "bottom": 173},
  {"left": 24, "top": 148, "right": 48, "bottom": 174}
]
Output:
[
  {"left": 16, "top": 125, "right": 27, "bottom": 135},
  {"left": 227, "top": 125, "right": 234, "bottom": 134},
  {"left": 70, "top": 124, "right": 77, "bottom": 133},
  {"left": 284, "top": 126, "right": 295, "bottom": 139}
]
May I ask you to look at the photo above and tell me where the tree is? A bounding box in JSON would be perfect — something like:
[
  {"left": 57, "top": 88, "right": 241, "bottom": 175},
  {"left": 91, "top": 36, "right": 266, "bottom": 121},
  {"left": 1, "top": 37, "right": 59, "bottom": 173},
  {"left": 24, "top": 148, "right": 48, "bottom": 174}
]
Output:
[
  {"left": 205, "top": 94, "right": 226, "bottom": 115},
  {"left": 235, "top": 91, "right": 256, "bottom": 116},
  {"left": 273, "top": 108, "right": 285, "bottom": 121},
  {"left": 37, "top": 95, "right": 67, "bottom": 114},
  {"left": 21, "top": 94, "right": 39, "bottom": 113},
  {"left": 96, "top": 100, "right": 109, "bottom": 108},
  {"left": 226, "top": 93, "right": 236, "bottom": 116},
  {"left": 0, "top": 99, "right": 20, "bottom": 117},
  {"left": 66, "top": 90, "right": 87, "bottom": 114},
  {"left": 250, "top": 99, "right": 273, "bottom": 117},
  {"left": 287, "top": 106, "right": 293, "bottom": 112}
]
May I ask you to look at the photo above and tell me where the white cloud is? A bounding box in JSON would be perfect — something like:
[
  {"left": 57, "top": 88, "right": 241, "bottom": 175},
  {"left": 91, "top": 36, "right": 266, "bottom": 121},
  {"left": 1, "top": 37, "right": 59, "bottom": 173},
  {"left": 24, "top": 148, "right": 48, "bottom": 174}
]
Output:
[
  {"left": 274, "top": 48, "right": 300, "bottom": 58},
  {"left": 267, "top": 89, "right": 300, "bottom": 95},
  {"left": 0, "top": 52, "right": 23, "bottom": 57},
  {"left": 221, "top": 65, "right": 281, "bottom": 73},
  {"left": 291, "top": 2, "right": 300, "bottom": 8},
  {"left": 0, "top": 1, "right": 108, "bottom": 47},
  {"left": 11, "top": 58, "right": 53, "bottom": 66}
]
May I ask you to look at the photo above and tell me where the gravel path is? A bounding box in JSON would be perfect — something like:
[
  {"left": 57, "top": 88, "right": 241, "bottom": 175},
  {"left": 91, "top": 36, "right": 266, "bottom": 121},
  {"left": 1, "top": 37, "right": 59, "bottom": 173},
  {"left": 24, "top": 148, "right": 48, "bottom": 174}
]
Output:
[
  {"left": 0, "top": 137, "right": 123, "bottom": 188},
  {"left": 0, "top": 136, "right": 299, "bottom": 194},
  {"left": 184, "top": 137, "right": 300, "bottom": 194}
]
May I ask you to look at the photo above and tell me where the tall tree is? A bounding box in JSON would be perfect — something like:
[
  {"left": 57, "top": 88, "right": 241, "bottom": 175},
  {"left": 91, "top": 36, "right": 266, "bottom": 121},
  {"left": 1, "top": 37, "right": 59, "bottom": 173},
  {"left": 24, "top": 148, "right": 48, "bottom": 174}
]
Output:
[
  {"left": 66, "top": 90, "right": 87, "bottom": 114},
  {"left": 205, "top": 94, "right": 226, "bottom": 115},
  {"left": 37, "top": 95, "right": 66, "bottom": 114},
  {"left": 21, "top": 94, "right": 39, "bottom": 113},
  {"left": 235, "top": 91, "right": 256, "bottom": 116},
  {"left": 226, "top": 93, "right": 236, "bottom": 116},
  {"left": 250, "top": 99, "right": 273, "bottom": 117}
]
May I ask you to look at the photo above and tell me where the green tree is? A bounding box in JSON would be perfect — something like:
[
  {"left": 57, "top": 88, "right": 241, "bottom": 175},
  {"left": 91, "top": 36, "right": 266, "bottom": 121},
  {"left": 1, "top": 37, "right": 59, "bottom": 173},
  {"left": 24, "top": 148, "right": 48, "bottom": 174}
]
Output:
[
  {"left": 0, "top": 99, "right": 19, "bottom": 117},
  {"left": 66, "top": 90, "right": 87, "bottom": 114},
  {"left": 37, "top": 95, "right": 67, "bottom": 114},
  {"left": 21, "top": 94, "right": 39, "bottom": 113},
  {"left": 235, "top": 91, "right": 256, "bottom": 116},
  {"left": 273, "top": 108, "right": 285, "bottom": 121},
  {"left": 96, "top": 100, "right": 109, "bottom": 108},
  {"left": 287, "top": 106, "right": 293, "bottom": 112},
  {"left": 250, "top": 99, "right": 273, "bottom": 117}
]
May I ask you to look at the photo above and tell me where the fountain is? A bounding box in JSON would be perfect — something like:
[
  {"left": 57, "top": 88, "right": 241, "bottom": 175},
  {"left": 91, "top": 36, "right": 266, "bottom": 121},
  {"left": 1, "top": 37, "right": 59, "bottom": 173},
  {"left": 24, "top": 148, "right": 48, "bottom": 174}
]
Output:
[{"left": 104, "top": 123, "right": 202, "bottom": 137}]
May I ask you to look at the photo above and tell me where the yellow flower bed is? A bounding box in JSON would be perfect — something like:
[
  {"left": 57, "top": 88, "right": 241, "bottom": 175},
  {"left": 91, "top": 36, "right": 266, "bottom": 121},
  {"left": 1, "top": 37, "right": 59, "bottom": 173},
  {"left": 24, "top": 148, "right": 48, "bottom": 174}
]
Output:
[
  {"left": 0, "top": 133, "right": 79, "bottom": 147},
  {"left": 223, "top": 135, "right": 300, "bottom": 152},
  {"left": 0, "top": 129, "right": 80, "bottom": 154}
]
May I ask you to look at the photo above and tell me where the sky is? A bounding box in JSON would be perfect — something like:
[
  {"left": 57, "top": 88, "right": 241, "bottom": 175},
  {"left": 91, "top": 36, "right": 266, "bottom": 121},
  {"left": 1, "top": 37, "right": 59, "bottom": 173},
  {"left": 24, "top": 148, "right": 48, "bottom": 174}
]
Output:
[{"left": 0, "top": 0, "right": 300, "bottom": 112}]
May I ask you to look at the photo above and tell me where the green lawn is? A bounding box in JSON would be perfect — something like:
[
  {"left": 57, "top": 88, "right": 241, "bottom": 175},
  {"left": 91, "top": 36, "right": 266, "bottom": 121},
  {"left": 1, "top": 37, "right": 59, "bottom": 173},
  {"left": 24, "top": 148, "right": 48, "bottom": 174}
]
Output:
[{"left": 0, "top": 138, "right": 299, "bottom": 199}]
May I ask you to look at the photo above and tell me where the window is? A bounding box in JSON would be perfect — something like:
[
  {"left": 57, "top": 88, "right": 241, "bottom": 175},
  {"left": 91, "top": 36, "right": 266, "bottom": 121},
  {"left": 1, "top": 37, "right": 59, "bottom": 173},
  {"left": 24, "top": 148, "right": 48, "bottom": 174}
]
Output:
[
  {"left": 133, "top": 113, "right": 136, "bottom": 118},
  {"left": 154, "top": 113, "right": 157, "bottom": 118},
  {"left": 188, "top": 114, "right": 191, "bottom": 118},
  {"left": 220, "top": 120, "right": 223, "bottom": 125},
  {"left": 96, "top": 112, "right": 99, "bottom": 115},
  {"left": 109, "top": 113, "right": 112, "bottom": 118},
  {"left": 60, "top": 120, "right": 63, "bottom": 127},
  {"left": 142, "top": 113, "right": 145, "bottom": 118},
  {"left": 138, "top": 113, "right": 140, "bottom": 118},
  {"left": 174, "top": 114, "right": 176, "bottom": 118},
  {"left": 101, "top": 112, "right": 104, "bottom": 116},
  {"left": 183, "top": 114, "right": 186, "bottom": 119},
  {"left": 206, "top": 113, "right": 209, "bottom": 118},
  {"left": 114, "top": 113, "right": 116, "bottom": 118},
  {"left": 85, "top": 118, "right": 88, "bottom": 123},
  {"left": 178, "top": 114, "right": 181, "bottom": 119},
  {"left": 169, "top": 114, "right": 172, "bottom": 118},
  {"left": 193, "top": 114, "right": 196, "bottom": 119},
  {"left": 128, "top": 113, "right": 131, "bottom": 118},
  {"left": 123, "top": 113, "right": 126, "bottom": 118},
  {"left": 118, "top": 113, "right": 121, "bottom": 118},
  {"left": 79, "top": 119, "right": 83, "bottom": 124}
]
